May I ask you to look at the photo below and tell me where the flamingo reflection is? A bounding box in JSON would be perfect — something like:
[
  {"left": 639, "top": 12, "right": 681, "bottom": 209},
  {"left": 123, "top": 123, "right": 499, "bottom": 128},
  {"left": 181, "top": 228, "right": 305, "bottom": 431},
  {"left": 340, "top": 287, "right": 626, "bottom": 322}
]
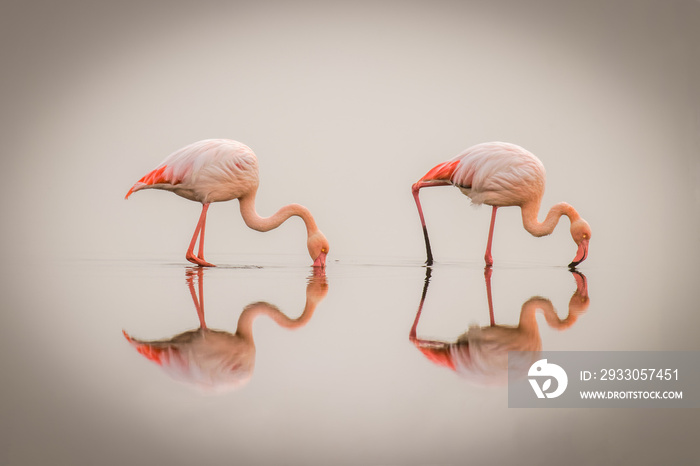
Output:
[
  {"left": 124, "top": 268, "right": 328, "bottom": 393},
  {"left": 410, "top": 268, "right": 589, "bottom": 385}
]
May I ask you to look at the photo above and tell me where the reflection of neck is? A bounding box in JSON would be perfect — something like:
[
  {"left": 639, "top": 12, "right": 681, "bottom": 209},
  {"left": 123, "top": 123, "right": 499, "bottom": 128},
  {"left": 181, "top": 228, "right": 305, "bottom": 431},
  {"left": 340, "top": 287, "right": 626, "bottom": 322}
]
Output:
[
  {"left": 521, "top": 201, "right": 580, "bottom": 237},
  {"left": 519, "top": 296, "right": 579, "bottom": 332},
  {"left": 235, "top": 297, "right": 318, "bottom": 340},
  {"left": 517, "top": 297, "right": 550, "bottom": 337},
  {"left": 238, "top": 192, "right": 319, "bottom": 237}
]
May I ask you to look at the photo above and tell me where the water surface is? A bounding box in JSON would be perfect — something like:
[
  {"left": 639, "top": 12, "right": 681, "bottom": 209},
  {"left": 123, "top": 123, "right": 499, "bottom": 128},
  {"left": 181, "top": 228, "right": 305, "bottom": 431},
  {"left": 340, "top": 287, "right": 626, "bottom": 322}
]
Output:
[{"left": 2, "top": 254, "right": 698, "bottom": 465}]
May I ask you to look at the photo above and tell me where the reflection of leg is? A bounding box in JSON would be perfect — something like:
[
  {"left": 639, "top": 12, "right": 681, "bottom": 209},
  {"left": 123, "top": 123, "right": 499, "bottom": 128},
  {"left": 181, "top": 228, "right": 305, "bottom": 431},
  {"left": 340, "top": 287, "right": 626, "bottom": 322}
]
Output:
[
  {"left": 410, "top": 267, "right": 432, "bottom": 340},
  {"left": 409, "top": 267, "right": 455, "bottom": 369},
  {"left": 186, "top": 268, "right": 207, "bottom": 329},
  {"left": 484, "top": 206, "right": 498, "bottom": 266},
  {"left": 484, "top": 266, "right": 495, "bottom": 326}
]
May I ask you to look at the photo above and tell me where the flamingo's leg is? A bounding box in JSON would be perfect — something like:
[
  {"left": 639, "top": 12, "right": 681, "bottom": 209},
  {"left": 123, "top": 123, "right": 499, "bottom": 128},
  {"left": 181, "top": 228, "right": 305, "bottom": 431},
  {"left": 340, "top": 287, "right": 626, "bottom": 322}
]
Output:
[
  {"left": 197, "top": 206, "right": 208, "bottom": 261},
  {"left": 484, "top": 206, "right": 498, "bottom": 266},
  {"left": 185, "top": 214, "right": 203, "bottom": 264},
  {"left": 412, "top": 180, "right": 451, "bottom": 266},
  {"left": 186, "top": 203, "right": 216, "bottom": 267}
]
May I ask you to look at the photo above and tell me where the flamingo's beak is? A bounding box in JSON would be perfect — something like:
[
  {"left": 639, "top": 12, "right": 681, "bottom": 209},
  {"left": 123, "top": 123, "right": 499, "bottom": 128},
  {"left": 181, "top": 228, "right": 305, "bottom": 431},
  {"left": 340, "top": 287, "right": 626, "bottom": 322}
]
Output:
[
  {"left": 312, "top": 251, "right": 327, "bottom": 268},
  {"left": 568, "top": 239, "right": 589, "bottom": 268}
]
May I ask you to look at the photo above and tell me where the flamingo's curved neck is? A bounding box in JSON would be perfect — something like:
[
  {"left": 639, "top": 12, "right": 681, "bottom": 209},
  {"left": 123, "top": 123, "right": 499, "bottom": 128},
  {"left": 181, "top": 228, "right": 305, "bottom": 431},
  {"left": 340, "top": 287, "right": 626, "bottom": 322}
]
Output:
[
  {"left": 520, "top": 201, "right": 580, "bottom": 238},
  {"left": 238, "top": 193, "right": 319, "bottom": 237}
]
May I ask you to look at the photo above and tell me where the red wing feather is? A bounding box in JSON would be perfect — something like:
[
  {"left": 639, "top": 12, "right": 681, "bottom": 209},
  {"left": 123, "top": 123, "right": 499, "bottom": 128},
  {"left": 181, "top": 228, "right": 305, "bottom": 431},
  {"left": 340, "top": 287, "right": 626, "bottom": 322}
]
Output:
[
  {"left": 140, "top": 165, "right": 168, "bottom": 185},
  {"left": 420, "top": 159, "right": 460, "bottom": 183},
  {"left": 125, "top": 165, "right": 175, "bottom": 199}
]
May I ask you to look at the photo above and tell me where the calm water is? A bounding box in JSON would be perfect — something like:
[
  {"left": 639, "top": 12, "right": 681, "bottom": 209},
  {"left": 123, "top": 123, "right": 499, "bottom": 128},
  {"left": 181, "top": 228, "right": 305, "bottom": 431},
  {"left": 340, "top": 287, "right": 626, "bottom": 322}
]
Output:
[{"left": 2, "top": 254, "right": 698, "bottom": 465}]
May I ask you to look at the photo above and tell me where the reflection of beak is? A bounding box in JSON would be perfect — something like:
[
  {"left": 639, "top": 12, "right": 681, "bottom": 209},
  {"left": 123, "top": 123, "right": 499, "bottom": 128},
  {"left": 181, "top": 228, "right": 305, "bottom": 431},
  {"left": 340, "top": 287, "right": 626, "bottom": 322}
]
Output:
[
  {"left": 571, "top": 270, "right": 588, "bottom": 298},
  {"left": 312, "top": 251, "right": 327, "bottom": 268},
  {"left": 568, "top": 239, "right": 589, "bottom": 268}
]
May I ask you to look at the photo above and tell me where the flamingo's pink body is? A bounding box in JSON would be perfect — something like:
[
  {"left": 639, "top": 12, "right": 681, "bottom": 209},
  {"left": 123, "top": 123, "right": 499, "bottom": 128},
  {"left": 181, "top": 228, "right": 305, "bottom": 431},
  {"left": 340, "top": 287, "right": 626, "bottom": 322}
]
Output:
[
  {"left": 412, "top": 142, "right": 591, "bottom": 267},
  {"left": 126, "top": 139, "right": 329, "bottom": 267}
]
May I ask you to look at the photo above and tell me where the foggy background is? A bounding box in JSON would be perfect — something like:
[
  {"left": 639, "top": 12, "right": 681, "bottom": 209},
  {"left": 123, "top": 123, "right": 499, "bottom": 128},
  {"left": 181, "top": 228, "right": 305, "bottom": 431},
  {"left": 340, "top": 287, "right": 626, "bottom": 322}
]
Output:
[{"left": 1, "top": 0, "right": 698, "bottom": 267}]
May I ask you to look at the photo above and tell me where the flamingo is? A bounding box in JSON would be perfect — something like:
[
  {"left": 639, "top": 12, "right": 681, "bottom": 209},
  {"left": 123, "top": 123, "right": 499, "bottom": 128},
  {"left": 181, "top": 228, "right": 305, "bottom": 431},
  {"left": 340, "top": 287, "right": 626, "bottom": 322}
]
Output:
[
  {"left": 409, "top": 267, "right": 589, "bottom": 385},
  {"left": 412, "top": 142, "right": 591, "bottom": 267},
  {"left": 126, "top": 139, "right": 329, "bottom": 267},
  {"left": 123, "top": 268, "right": 328, "bottom": 393}
]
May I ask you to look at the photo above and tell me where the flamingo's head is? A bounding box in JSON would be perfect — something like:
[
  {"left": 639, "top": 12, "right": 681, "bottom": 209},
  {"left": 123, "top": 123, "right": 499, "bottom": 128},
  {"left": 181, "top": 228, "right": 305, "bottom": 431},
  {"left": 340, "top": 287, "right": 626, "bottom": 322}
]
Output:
[
  {"left": 308, "top": 231, "right": 329, "bottom": 268},
  {"left": 569, "top": 218, "right": 591, "bottom": 268}
]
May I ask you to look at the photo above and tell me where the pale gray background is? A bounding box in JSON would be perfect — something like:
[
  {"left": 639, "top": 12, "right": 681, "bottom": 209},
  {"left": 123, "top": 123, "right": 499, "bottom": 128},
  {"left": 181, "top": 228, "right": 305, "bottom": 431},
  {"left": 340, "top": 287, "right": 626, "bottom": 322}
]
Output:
[
  {"left": 2, "top": 0, "right": 698, "bottom": 266},
  {"left": 1, "top": 1, "right": 699, "bottom": 465}
]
